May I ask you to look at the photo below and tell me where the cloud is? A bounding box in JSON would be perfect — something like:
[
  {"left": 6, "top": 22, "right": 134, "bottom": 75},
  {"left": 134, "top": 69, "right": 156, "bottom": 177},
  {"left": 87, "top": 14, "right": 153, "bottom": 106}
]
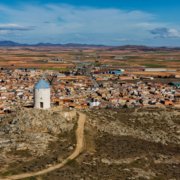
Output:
[
  {"left": 0, "top": 24, "right": 34, "bottom": 31},
  {"left": 0, "top": 3, "right": 179, "bottom": 45},
  {"left": 0, "top": 23, "right": 35, "bottom": 35},
  {"left": 150, "top": 27, "right": 180, "bottom": 38},
  {"left": 0, "top": 4, "right": 156, "bottom": 43},
  {"left": 0, "top": 4, "right": 154, "bottom": 33}
]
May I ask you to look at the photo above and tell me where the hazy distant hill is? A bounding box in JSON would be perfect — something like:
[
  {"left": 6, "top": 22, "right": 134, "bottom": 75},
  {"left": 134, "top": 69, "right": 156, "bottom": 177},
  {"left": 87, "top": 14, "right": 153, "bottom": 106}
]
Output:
[
  {"left": 0, "top": 40, "right": 180, "bottom": 51},
  {"left": 0, "top": 41, "right": 24, "bottom": 46},
  {"left": 0, "top": 41, "right": 106, "bottom": 48},
  {"left": 107, "top": 45, "right": 180, "bottom": 51}
]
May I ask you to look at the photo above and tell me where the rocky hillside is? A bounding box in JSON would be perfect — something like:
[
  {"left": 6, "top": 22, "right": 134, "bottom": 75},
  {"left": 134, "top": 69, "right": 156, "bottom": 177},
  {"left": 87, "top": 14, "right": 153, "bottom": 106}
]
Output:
[
  {"left": 35, "top": 108, "right": 180, "bottom": 180},
  {"left": 86, "top": 108, "right": 180, "bottom": 145},
  {"left": 0, "top": 108, "right": 76, "bottom": 156},
  {"left": 0, "top": 107, "right": 180, "bottom": 179},
  {"left": 81, "top": 108, "right": 180, "bottom": 179}
]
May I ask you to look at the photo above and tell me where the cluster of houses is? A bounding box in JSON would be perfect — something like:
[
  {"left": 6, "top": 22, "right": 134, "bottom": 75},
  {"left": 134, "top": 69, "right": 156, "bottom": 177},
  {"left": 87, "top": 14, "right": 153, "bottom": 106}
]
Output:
[
  {"left": 0, "top": 67, "right": 180, "bottom": 114},
  {"left": 0, "top": 68, "right": 41, "bottom": 114},
  {"left": 95, "top": 81, "right": 180, "bottom": 108}
]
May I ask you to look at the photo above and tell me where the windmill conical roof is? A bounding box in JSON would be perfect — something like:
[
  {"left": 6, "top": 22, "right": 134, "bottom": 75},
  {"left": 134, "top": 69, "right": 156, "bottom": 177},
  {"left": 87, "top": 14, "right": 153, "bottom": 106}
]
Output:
[{"left": 35, "top": 79, "right": 50, "bottom": 89}]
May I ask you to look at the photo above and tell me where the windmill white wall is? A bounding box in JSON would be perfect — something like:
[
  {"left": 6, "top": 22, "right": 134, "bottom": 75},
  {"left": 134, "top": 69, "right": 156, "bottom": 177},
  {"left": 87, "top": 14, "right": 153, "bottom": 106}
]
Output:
[{"left": 34, "top": 79, "right": 51, "bottom": 109}]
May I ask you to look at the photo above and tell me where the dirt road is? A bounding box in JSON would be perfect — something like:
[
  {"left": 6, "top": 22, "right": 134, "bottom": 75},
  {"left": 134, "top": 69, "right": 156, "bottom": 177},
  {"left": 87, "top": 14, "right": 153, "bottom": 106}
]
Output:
[{"left": 1, "top": 112, "right": 86, "bottom": 180}]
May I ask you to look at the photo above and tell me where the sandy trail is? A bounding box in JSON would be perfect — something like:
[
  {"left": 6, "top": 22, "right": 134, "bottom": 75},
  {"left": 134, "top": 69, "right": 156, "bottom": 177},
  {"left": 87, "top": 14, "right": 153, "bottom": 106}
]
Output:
[{"left": 1, "top": 112, "right": 86, "bottom": 180}]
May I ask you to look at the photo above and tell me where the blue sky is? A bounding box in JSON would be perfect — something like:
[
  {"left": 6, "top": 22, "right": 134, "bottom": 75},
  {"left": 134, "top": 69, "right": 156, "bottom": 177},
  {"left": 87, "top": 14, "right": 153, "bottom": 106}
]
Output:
[{"left": 0, "top": 0, "right": 180, "bottom": 46}]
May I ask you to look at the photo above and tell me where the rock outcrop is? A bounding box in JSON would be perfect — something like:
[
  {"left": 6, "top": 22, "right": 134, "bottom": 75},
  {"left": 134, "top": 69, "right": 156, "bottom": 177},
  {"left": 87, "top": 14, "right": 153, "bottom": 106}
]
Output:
[
  {"left": 86, "top": 108, "right": 180, "bottom": 145},
  {"left": 0, "top": 108, "right": 76, "bottom": 155}
]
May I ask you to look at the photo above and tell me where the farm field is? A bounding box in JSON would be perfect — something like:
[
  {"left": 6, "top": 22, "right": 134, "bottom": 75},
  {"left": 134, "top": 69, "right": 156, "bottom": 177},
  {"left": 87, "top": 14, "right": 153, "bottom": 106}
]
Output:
[{"left": 0, "top": 46, "right": 180, "bottom": 70}]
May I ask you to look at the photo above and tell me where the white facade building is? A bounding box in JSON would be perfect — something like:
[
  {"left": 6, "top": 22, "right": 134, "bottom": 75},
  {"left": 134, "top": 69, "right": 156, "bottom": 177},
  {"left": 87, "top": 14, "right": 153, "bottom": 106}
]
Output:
[
  {"left": 144, "top": 68, "right": 176, "bottom": 72},
  {"left": 34, "top": 79, "right": 51, "bottom": 109},
  {"left": 90, "top": 101, "right": 100, "bottom": 107}
]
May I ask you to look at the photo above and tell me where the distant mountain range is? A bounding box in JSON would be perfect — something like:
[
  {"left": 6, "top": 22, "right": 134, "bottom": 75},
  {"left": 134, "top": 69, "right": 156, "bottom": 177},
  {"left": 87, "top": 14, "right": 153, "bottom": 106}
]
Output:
[
  {"left": 0, "top": 41, "right": 107, "bottom": 48},
  {"left": 0, "top": 41, "right": 23, "bottom": 46},
  {"left": 0, "top": 40, "right": 180, "bottom": 51}
]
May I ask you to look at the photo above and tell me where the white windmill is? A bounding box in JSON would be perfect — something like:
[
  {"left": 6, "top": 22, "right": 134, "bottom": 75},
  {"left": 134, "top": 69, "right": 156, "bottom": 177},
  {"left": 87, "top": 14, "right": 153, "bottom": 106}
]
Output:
[{"left": 34, "top": 78, "right": 51, "bottom": 109}]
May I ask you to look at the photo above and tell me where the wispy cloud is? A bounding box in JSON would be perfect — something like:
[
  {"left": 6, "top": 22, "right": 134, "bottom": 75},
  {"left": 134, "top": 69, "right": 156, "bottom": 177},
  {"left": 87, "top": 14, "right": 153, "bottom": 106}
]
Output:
[
  {"left": 0, "top": 23, "right": 34, "bottom": 31},
  {"left": 0, "top": 3, "right": 179, "bottom": 45}
]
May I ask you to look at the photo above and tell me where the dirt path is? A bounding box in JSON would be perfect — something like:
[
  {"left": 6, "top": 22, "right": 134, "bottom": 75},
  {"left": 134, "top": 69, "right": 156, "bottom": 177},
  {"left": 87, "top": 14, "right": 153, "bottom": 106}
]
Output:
[{"left": 1, "top": 112, "right": 86, "bottom": 180}]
